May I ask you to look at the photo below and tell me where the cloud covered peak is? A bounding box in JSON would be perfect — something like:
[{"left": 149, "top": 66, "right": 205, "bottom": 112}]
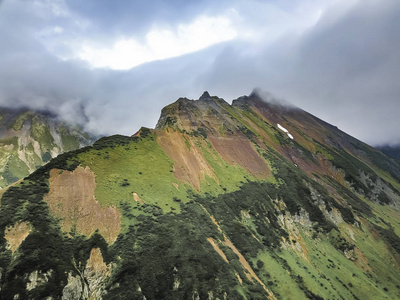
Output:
[{"left": 249, "top": 88, "right": 297, "bottom": 109}]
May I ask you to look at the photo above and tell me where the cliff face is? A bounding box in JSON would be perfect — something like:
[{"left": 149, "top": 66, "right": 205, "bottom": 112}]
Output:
[
  {"left": 0, "top": 107, "right": 95, "bottom": 188},
  {"left": 0, "top": 92, "right": 400, "bottom": 299}
]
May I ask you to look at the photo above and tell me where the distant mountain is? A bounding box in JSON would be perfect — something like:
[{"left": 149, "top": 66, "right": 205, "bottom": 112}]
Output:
[
  {"left": 0, "top": 107, "right": 96, "bottom": 188},
  {"left": 376, "top": 144, "right": 400, "bottom": 161},
  {"left": 0, "top": 91, "right": 399, "bottom": 299}
]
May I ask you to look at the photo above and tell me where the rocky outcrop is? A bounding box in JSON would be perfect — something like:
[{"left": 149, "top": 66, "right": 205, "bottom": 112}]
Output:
[
  {"left": 62, "top": 248, "right": 111, "bottom": 300},
  {"left": 62, "top": 273, "right": 83, "bottom": 300},
  {"left": 26, "top": 270, "right": 53, "bottom": 291}
]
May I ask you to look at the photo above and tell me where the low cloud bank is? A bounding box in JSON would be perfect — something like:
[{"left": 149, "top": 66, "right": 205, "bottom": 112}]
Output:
[{"left": 0, "top": 0, "right": 399, "bottom": 146}]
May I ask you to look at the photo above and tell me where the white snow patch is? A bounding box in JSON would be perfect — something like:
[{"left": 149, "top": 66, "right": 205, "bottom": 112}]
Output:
[
  {"left": 277, "top": 123, "right": 294, "bottom": 140},
  {"left": 277, "top": 123, "right": 288, "bottom": 133}
]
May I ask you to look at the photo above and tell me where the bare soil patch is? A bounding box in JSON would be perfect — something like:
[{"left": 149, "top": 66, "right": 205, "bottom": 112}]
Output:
[
  {"left": 209, "top": 136, "right": 270, "bottom": 179},
  {"left": 132, "top": 192, "right": 144, "bottom": 204},
  {"left": 4, "top": 221, "right": 31, "bottom": 253},
  {"left": 157, "top": 130, "right": 216, "bottom": 190},
  {"left": 207, "top": 238, "right": 229, "bottom": 263},
  {"left": 44, "top": 166, "right": 121, "bottom": 244}
]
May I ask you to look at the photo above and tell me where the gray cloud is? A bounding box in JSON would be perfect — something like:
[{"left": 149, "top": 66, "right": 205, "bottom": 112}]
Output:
[
  {"left": 195, "top": 0, "right": 400, "bottom": 146},
  {"left": 63, "top": 0, "right": 234, "bottom": 46},
  {"left": 0, "top": 0, "right": 399, "bottom": 146},
  {"left": 280, "top": 0, "right": 400, "bottom": 146}
]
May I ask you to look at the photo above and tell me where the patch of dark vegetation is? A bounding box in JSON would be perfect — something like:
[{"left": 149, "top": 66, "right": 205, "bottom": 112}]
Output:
[
  {"left": 120, "top": 179, "right": 130, "bottom": 187},
  {"left": 41, "top": 151, "right": 52, "bottom": 163},
  {"left": 275, "top": 130, "right": 291, "bottom": 146},
  {"left": 373, "top": 224, "right": 400, "bottom": 255},
  {"left": 296, "top": 275, "right": 325, "bottom": 300},
  {"left": 120, "top": 202, "right": 134, "bottom": 220},
  {"left": 238, "top": 126, "right": 255, "bottom": 140},
  {"left": 190, "top": 127, "right": 208, "bottom": 139},
  {"left": 106, "top": 203, "right": 245, "bottom": 300},
  {"left": 351, "top": 141, "right": 400, "bottom": 182},
  {"left": 164, "top": 116, "right": 177, "bottom": 127},
  {"left": 141, "top": 203, "right": 163, "bottom": 217},
  {"left": 331, "top": 151, "right": 372, "bottom": 195},
  {"left": 377, "top": 191, "right": 391, "bottom": 205},
  {"left": 329, "top": 229, "right": 355, "bottom": 253},
  {"left": 193, "top": 181, "right": 284, "bottom": 251},
  {"left": 93, "top": 134, "right": 137, "bottom": 150},
  {"left": 322, "top": 175, "right": 373, "bottom": 219},
  {"left": 172, "top": 197, "right": 181, "bottom": 202},
  {"left": 138, "top": 127, "right": 152, "bottom": 139},
  {"left": 263, "top": 152, "right": 336, "bottom": 232}
]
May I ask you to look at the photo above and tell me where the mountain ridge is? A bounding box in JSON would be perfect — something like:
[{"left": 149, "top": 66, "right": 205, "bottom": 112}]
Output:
[{"left": 0, "top": 92, "right": 399, "bottom": 299}]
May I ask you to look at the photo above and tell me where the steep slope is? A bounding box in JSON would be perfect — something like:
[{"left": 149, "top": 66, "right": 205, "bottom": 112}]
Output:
[
  {"left": 0, "top": 107, "right": 95, "bottom": 187},
  {"left": 0, "top": 92, "right": 399, "bottom": 299}
]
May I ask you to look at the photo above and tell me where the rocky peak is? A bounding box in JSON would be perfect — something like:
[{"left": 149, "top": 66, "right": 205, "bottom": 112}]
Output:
[
  {"left": 155, "top": 90, "right": 299, "bottom": 136},
  {"left": 155, "top": 92, "right": 233, "bottom": 133},
  {"left": 199, "top": 91, "right": 211, "bottom": 101}
]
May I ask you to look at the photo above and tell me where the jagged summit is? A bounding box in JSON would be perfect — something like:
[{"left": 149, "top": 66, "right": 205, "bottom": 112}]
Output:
[
  {"left": 155, "top": 90, "right": 273, "bottom": 131},
  {"left": 155, "top": 92, "right": 231, "bottom": 131},
  {"left": 199, "top": 91, "right": 211, "bottom": 100},
  {"left": 157, "top": 90, "right": 306, "bottom": 139}
]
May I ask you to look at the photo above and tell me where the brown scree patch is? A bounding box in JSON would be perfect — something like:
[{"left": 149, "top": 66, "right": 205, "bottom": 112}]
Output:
[
  {"left": 209, "top": 136, "right": 270, "bottom": 179},
  {"left": 4, "top": 221, "right": 31, "bottom": 253},
  {"left": 44, "top": 166, "right": 121, "bottom": 244},
  {"left": 157, "top": 130, "right": 216, "bottom": 191}
]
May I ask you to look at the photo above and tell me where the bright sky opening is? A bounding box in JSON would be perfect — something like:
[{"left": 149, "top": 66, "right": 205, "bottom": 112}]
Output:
[{"left": 77, "top": 15, "right": 237, "bottom": 70}]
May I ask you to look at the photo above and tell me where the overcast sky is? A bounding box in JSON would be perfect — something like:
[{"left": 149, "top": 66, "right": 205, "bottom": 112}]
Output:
[{"left": 0, "top": 0, "right": 399, "bottom": 146}]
